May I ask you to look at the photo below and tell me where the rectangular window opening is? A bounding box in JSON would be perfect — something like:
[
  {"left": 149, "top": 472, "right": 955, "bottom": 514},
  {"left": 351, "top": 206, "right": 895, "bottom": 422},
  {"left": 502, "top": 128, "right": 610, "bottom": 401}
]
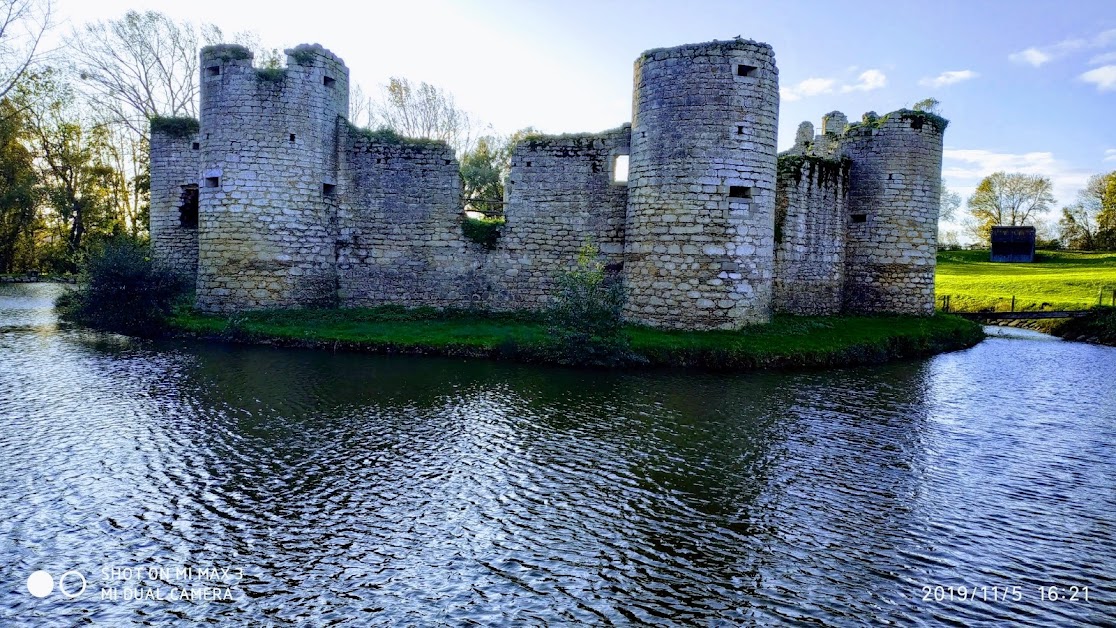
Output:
[
  {"left": 323, "top": 76, "right": 336, "bottom": 88},
  {"left": 736, "top": 126, "right": 744, "bottom": 135},
  {"left": 179, "top": 185, "right": 199, "bottom": 229},
  {"left": 289, "top": 134, "right": 296, "bottom": 142},
  {"left": 204, "top": 176, "right": 219, "bottom": 188},
  {"left": 736, "top": 64, "right": 758, "bottom": 77},
  {"left": 205, "top": 66, "right": 220, "bottom": 77},
  {"left": 728, "top": 186, "right": 752, "bottom": 199},
  {"left": 322, "top": 183, "right": 336, "bottom": 197},
  {"left": 191, "top": 142, "right": 200, "bottom": 150},
  {"left": 851, "top": 213, "right": 868, "bottom": 223},
  {"left": 612, "top": 154, "right": 629, "bottom": 184}
]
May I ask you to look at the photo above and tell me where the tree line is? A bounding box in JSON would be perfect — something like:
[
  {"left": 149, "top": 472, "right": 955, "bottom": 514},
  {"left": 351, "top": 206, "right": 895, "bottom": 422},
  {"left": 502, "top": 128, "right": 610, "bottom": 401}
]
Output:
[
  {"left": 942, "top": 170, "right": 1116, "bottom": 251},
  {"left": 0, "top": 3, "right": 519, "bottom": 275}
]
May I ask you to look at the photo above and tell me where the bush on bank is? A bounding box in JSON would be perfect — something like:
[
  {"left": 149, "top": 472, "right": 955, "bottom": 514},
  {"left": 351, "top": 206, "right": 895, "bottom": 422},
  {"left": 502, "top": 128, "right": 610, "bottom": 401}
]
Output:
[{"left": 56, "top": 237, "right": 188, "bottom": 336}]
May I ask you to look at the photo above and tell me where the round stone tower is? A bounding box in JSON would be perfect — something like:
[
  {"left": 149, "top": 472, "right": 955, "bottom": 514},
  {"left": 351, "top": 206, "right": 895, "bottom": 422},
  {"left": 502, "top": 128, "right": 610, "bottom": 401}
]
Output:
[
  {"left": 840, "top": 110, "right": 945, "bottom": 315},
  {"left": 195, "top": 43, "right": 350, "bottom": 312},
  {"left": 624, "top": 39, "right": 779, "bottom": 330}
]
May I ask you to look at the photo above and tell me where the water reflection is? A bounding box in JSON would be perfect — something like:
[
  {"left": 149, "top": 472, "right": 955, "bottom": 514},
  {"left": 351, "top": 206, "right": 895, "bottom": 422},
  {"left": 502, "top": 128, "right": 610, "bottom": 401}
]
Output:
[{"left": 1, "top": 283, "right": 1114, "bottom": 625}]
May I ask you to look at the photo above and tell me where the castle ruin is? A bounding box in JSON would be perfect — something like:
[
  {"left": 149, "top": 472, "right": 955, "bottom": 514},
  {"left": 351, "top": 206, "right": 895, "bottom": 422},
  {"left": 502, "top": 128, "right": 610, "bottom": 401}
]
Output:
[{"left": 150, "top": 38, "right": 945, "bottom": 331}]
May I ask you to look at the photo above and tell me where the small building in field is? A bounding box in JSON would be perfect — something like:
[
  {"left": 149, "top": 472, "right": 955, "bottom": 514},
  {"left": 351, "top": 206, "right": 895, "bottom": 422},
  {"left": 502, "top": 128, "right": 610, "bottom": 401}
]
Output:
[{"left": 990, "top": 226, "right": 1036, "bottom": 263}]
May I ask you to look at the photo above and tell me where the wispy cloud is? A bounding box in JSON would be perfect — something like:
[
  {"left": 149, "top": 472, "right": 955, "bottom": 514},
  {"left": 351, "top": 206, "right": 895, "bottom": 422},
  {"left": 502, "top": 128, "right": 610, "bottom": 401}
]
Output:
[
  {"left": 1009, "top": 47, "right": 1052, "bottom": 67},
  {"left": 780, "top": 69, "right": 887, "bottom": 101},
  {"left": 943, "top": 148, "right": 1093, "bottom": 209},
  {"left": 780, "top": 77, "right": 837, "bottom": 102},
  {"left": 919, "top": 70, "right": 979, "bottom": 88},
  {"left": 1090, "top": 51, "right": 1116, "bottom": 65},
  {"left": 1009, "top": 28, "right": 1116, "bottom": 67},
  {"left": 1080, "top": 65, "right": 1116, "bottom": 91},
  {"left": 841, "top": 69, "right": 887, "bottom": 93},
  {"left": 1105, "top": 149, "right": 1116, "bottom": 163}
]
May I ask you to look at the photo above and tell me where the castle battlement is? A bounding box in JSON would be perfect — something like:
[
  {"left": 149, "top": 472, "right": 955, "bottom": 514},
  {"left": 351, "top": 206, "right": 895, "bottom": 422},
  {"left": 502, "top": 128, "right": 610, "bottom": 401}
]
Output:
[{"left": 150, "top": 38, "right": 945, "bottom": 330}]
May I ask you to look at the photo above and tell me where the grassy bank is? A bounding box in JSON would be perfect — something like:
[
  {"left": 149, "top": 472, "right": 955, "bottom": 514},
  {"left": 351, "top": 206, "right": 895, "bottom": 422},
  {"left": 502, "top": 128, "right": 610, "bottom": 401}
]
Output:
[
  {"left": 936, "top": 250, "right": 1116, "bottom": 312},
  {"left": 1050, "top": 307, "right": 1116, "bottom": 346},
  {"left": 170, "top": 306, "right": 983, "bottom": 370}
]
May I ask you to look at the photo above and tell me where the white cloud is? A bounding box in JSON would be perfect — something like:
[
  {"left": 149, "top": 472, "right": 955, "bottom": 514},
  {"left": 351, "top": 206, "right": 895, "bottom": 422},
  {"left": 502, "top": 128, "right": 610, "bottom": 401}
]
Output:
[
  {"left": 1105, "top": 149, "right": 1116, "bottom": 163},
  {"left": 840, "top": 69, "right": 887, "bottom": 93},
  {"left": 1090, "top": 51, "right": 1116, "bottom": 65},
  {"left": 943, "top": 148, "right": 1092, "bottom": 211},
  {"left": 1010, "top": 28, "right": 1116, "bottom": 66},
  {"left": 919, "top": 70, "right": 979, "bottom": 88},
  {"left": 780, "top": 77, "right": 836, "bottom": 102},
  {"left": 1080, "top": 65, "right": 1116, "bottom": 91},
  {"left": 1009, "top": 47, "right": 1052, "bottom": 67}
]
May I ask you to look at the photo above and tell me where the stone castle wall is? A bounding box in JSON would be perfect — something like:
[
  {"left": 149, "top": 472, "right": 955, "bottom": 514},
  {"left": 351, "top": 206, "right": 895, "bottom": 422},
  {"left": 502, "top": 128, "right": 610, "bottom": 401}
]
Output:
[
  {"left": 151, "top": 38, "right": 945, "bottom": 329},
  {"left": 840, "top": 112, "right": 944, "bottom": 315},
  {"left": 773, "top": 155, "right": 849, "bottom": 315},
  {"left": 195, "top": 44, "right": 349, "bottom": 312},
  {"left": 485, "top": 127, "right": 631, "bottom": 310},
  {"left": 336, "top": 127, "right": 484, "bottom": 307},
  {"left": 149, "top": 128, "right": 200, "bottom": 279},
  {"left": 624, "top": 39, "right": 779, "bottom": 330}
]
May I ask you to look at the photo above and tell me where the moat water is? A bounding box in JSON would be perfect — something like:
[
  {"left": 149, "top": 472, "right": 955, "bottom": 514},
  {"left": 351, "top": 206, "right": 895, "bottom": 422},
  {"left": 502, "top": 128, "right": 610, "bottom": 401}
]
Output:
[{"left": 1, "top": 283, "right": 1114, "bottom": 626}]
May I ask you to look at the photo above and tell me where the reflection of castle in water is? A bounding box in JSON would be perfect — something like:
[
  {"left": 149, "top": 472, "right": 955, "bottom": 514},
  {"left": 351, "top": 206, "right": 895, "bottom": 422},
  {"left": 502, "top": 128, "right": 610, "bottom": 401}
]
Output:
[{"left": 150, "top": 38, "right": 944, "bottom": 330}]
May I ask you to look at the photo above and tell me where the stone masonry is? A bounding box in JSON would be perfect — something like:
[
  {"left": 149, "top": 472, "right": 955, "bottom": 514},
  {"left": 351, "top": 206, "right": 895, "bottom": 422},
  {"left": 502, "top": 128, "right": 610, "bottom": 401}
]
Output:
[{"left": 150, "top": 38, "right": 945, "bottom": 330}]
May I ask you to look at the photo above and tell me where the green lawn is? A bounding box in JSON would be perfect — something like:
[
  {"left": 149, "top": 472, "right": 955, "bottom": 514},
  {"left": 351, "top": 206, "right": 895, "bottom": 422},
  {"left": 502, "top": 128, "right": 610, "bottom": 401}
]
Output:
[
  {"left": 935, "top": 250, "right": 1116, "bottom": 312},
  {"left": 171, "top": 305, "right": 983, "bottom": 370}
]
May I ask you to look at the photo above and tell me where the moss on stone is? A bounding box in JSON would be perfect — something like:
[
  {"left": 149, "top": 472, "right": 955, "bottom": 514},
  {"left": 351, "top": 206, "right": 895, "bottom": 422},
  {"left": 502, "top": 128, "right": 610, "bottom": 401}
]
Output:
[
  {"left": 462, "top": 215, "right": 504, "bottom": 249},
  {"left": 255, "top": 67, "right": 286, "bottom": 82},
  {"left": 150, "top": 116, "right": 200, "bottom": 139},
  {"left": 203, "top": 44, "right": 252, "bottom": 62},
  {"left": 845, "top": 108, "right": 949, "bottom": 135},
  {"left": 350, "top": 124, "right": 448, "bottom": 148}
]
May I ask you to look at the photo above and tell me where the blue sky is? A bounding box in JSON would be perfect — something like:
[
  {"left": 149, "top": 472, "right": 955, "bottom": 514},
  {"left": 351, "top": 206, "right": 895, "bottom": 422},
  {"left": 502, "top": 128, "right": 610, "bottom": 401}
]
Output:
[{"left": 53, "top": 0, "right": 1116, "bottom": 228}]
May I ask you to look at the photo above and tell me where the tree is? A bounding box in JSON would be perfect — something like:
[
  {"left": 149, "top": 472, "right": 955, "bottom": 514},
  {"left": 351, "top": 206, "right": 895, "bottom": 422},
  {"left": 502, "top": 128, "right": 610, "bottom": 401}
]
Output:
[
  {"left": 912, "top": 97, "right": 941, "bottom": 114},
  {"left": 939, "top": 182, "right": 961, "bottom": 222},
  {"left": 371, "top": 77, "right": 475, "bottom": 154},
  {"left": 67, "top": 11, "right": 221, "bottom": 138},
  {"left": 0, "top": 97, "right": 38, "bottom": 272},
  {"left": 0, "top": 0, "right": 51, "bottom": 101},
  {"left": 460, "top": 136, "right": 505, "bottom": 215},
  {"left": 16, "top": 70, "right": 125, "bottom": 271},
  {"left": 1059, "top": 171, "right": 1116, "bottom": 250},
  {"left": 965, "top": 172, "right": 1054, "bottom": 244}
]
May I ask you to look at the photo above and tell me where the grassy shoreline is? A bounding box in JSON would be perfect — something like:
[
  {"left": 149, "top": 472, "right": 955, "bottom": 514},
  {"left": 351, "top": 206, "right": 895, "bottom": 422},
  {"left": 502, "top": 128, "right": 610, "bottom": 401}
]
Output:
[{"left": 168, "top": 306, "right": 984, "bottom": 371}]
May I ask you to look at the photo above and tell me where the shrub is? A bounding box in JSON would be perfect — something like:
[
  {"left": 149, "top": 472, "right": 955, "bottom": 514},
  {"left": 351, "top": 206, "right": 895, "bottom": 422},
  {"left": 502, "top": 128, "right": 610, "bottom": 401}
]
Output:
[
  {"left": 462, "top": 215, "right": 504, "bottom": 249},
  {"left": 56, "top": 238, "right": 188, "bottom": 336},
  {"left": 545, "top": 241, "right": 637, "bottom": 366}
]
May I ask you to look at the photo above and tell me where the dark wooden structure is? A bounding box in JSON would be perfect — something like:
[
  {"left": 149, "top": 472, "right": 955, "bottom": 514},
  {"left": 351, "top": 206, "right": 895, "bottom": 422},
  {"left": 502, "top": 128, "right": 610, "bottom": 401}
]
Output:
[{"left": 990, "top": 226, "right": 1036, "bottom": 262}]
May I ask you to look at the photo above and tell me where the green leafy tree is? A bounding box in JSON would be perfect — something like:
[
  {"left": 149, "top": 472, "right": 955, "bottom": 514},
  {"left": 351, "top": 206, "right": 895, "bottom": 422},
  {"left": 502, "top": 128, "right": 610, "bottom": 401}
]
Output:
[
  {"left": 0, "top": 97, "right": 39, "bottom": 272},
  {"left": 17, "top": 70, "right": 125, "bottom": 271},
  {"left": 1059, "top": 171, "right": 1116, "bottom": 250},
  {"left": 965, "top": 171, "right": 1054, "bottom": 244},
  {"left": 546, "top": 240, "right": 633, "bottom": 367},
  {"left": 460, "top": 136, "right": 505, "bottom": 215}
]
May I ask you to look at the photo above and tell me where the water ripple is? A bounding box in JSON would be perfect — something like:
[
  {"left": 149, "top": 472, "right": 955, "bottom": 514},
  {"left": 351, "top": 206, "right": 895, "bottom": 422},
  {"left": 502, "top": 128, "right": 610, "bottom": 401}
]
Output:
[{"left": 1, "top": 283, "right": 1114, "bottom": 626}]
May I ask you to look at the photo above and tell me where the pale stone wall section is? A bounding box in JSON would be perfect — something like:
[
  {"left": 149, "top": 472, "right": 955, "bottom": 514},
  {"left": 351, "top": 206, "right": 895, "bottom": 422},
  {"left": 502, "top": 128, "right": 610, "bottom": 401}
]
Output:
[
  {"left": 840, "top": 112, "right": 943, "bottom": 314},
  {"left": 336, "top": 129, "right": 485, "bottom": 307},
  {"left": 149, "top": 128, "right": 200, "bottom": 281},
  {"left": 624, "top": 39, "right": 780, "bottom": 330},
  {"left": 773, "top": 156, "right": 849, "bottom": 315},
  {"left": 486, "top": 127, "right": 630, "bottom": 310}
]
